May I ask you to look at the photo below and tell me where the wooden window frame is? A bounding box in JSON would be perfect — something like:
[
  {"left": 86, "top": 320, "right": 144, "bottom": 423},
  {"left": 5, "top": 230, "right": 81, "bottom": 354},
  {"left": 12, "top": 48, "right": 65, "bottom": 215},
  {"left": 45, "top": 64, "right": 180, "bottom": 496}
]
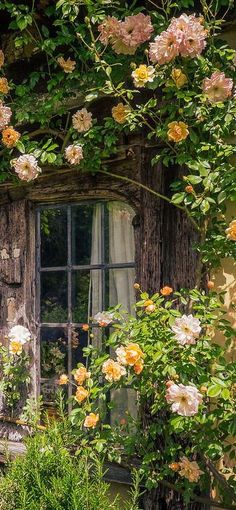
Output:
[{"left": 35, "top": 200, "right": 135, "bottom": 407}]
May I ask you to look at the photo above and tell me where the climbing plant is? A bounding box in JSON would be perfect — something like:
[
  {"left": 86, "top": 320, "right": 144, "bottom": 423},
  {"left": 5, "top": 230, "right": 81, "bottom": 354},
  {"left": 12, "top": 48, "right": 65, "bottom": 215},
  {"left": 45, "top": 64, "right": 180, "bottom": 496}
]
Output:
[{"left": 0, "top": 0, "right": 235, "bottom": 268}]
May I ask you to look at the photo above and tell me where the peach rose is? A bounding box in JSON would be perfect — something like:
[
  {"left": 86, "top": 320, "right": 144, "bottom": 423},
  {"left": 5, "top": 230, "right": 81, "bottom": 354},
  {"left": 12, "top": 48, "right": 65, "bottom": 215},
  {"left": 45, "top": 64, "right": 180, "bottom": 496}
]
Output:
[
  {"left": 58, "top": 374, "right": 69, "bottom": 385},
  {"left": 84, "top": 413, "right": 99, "bottom": 428},
  {"left": 102, "top": 359, "right": 126, "bottom": 382},
  {"left": 112, "top": 103, "right": 130, "bottom": 124},
  {"left": 2, "top": 126, "right": 20, "bottom": 148},
  {"left": 160, "top": 286, "right": 173, "bottom": 296},
  {"left": 74, "top": 365, "right": 91, "bottom": 385},
  {"left": 75, "top": 386, "right": 89, "bottom": 403},
  {"left": 0, "top": 77, "right": 10, "bottom": 95}
]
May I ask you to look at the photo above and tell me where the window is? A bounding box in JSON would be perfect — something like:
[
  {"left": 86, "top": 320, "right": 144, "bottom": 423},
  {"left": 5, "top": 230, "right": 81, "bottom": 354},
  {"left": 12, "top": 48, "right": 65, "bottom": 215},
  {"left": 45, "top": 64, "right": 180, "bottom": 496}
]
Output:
[{"left": 36, "top": 201, "right": 135, "bottom": 408}]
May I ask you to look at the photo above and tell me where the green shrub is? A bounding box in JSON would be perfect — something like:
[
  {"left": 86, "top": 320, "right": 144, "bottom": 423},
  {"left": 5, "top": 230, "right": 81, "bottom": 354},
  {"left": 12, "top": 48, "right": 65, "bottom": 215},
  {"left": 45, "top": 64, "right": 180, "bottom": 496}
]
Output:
[{"left": 0, "top": 422, "right": 140, "bottom": 510}]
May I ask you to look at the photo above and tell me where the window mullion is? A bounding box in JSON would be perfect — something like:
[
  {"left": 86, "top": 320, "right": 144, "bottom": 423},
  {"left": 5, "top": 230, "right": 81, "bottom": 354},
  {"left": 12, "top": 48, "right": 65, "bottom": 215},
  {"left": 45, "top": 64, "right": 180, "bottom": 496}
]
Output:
[{"left": 67, "top": 206, "right": 72, "bottom": 409}]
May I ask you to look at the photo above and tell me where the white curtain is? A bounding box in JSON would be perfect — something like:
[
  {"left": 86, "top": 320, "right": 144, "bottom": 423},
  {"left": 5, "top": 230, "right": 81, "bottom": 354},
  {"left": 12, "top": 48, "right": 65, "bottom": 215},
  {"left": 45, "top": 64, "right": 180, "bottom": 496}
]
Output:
[
  {"left": 89, "top": 201, "right": 136, "bottom": 425},
  {"left": 108, "top": 202, "right": 136, "bottom": 425},
  {"left": 88, "top": 204, "right": 103, "bottom": 350}
]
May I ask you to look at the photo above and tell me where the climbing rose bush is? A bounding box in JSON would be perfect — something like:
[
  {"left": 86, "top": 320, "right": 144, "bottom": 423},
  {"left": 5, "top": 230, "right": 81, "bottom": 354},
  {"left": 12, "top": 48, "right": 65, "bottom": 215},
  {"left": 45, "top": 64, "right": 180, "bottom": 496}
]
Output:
[
  {"left": 58, "top": 287, "right": 235, "bottom": 506},
  {"left": 0, "top": 325, "right": 31, "bottom": 409},
  {"left": 0, "top": 0, "right": 235, "bottom": 267}
]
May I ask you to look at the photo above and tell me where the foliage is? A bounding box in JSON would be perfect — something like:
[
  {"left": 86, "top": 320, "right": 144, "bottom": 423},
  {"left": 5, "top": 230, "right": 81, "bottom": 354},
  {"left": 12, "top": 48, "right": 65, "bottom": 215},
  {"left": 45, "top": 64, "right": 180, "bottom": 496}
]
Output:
[
  {"left": 0, "top": 420, "right": 141, "bottom": 510},
  {"left": 0, "top": 0, "right": 235, "bottom": 268},
  {"left": 0, "top": 343, "right": 31, "bottom": 411},
  {"left": 66, "top": 288, "right": 236, "bottom": 507}
]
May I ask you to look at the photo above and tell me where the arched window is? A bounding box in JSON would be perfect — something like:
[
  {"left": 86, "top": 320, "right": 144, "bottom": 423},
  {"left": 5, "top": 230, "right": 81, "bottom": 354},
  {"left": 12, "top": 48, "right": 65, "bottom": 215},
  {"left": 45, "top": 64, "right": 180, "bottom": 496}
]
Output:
[{"left": 36, "top": 200, "right": 135, "bottom": 409}]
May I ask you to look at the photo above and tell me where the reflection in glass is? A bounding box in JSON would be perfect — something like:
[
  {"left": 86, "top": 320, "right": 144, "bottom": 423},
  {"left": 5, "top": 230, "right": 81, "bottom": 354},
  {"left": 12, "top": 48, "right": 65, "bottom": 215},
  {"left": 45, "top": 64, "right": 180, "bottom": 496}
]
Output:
[
  {"left": 72, "top": 204, "right": 102, "bottom": 266},
  {"left": 40, "top": 327, "right": 67, "bottom": 404},
  {"left": 41, "top": 208, "right": 67, "bottom": 267},
  {"left": 72, "top": 270, "right": 102, "bottom": 323},
  {"left": 41, "top": 272, "right": 67, "bottom": 323},
  {"left": 71, "top": 328, "right": 89, "bottom": 369}
]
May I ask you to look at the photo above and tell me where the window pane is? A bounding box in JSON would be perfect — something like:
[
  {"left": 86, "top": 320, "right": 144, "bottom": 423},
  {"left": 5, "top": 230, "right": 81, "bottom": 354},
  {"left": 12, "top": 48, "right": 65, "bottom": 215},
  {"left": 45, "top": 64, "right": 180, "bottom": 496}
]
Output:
[
  {"left": 105, "top": 268, "right": 135, "bottom": 313},
  {"left": 40, "top": 327, "right": 67, "bottom": 404},
  {"left": 72, "top": 269, "right": 102, "bottom": 323},
  {"left": 41, "top": 208, "right": 67, "bottom": 267},
  {"left": 41, "top": 272, "right": 67, "bottom": 323},
  {"left": 104, "top": 202, "right": 135, "bottom": 264},
  {"left": 71, "top": 327, "right": 89, "bottom": 369},
  {"left": 72, "top": 204, "right": 102, "bottom": 266}
]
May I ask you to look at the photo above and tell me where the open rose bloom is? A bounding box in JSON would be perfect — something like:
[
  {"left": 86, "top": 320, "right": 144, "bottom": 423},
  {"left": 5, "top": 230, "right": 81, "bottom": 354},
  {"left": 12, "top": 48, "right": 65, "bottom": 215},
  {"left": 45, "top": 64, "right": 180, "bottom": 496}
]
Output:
[
  {"left": 75, "top": 386, "right": 89, "bottom": 403},
  {"left": 132, "top": 65, "right": 155, "bottom": 88},
  {"left": 8, "top": 325, "right": 31, "bottom": 345},
  {"left": 166, "top": 383, "right": 203, "bottom": 416},
  {"left": 167, "top": 121, "right": 189, "bottom": 142},
  {"left": 72, "top": 108, "right": 92, "bottom": 133},
  {"left": 65, "top": 144, "right": 83, "bottom": 165},
  {"left": 8, "top": 325, "right": 31, "bottom": 356},
  {"left": 112, "top": 103, "right": 130, "bottom": 124},
  {"left": 98, "top": 13, "right": 153, "bottom": 55},
  {"left": 179, "top": 457, "right": 204, "bottom": 482},
  {"left": 2, "top": 126, "right": 20, "bottom": 148},
  {"left": 102, "top": 359, "right": 126, "bottom": 382},
  {"left": 149, "top": 14, "right": 207, "bottom": 65},
  {"left": 116, "top": 343, "right": 144, "bottom": 367},
  {"left": 171, "top": 314, "right": 201, "bottom": 345},
  {"left": 11, "top": 154, "right": 41, "bottom": 182},
  {"left": 84, "top": 413, "right": 99, "bottom": 428},
  {"left": 203, "top": 71, "right": 233, "bottom": 103},
  {"left": 74, "top": 365, "right": 91, "bottom": 385}
]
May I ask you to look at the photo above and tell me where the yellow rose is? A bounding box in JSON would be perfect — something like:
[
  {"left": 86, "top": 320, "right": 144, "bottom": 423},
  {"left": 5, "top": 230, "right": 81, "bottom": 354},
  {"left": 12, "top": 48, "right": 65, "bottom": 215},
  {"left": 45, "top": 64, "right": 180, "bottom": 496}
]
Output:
[
  {"left": 112, "top": 103, "right": 130, "bottom": 124},
  {"left": 75, "top": 386, "right": 89, "bottom": 403},
  {"left": 167, "top": 121, "right": 189, "bottom": 142},
  {"left": 125, "top": 343, "right": 144, "bottom": 366},
  {"left": 9, "top": 340, "right": 23, "bottom": 355},
  {"left": 132, "top": 64, "right": 155, "bottom": 88},
  {"left": 84, "top": 413, "right": 99, "bottom": 428},
  {"left": 171, "top": 69, "right": 188, "bottom": 88}
]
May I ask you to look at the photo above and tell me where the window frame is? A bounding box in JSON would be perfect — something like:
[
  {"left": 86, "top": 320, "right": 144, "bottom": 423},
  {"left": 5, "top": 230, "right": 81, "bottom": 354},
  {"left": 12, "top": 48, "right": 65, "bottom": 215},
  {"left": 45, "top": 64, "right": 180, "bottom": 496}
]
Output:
[{"left": 35, "top": 200, "right": 135, "bottom": 404}]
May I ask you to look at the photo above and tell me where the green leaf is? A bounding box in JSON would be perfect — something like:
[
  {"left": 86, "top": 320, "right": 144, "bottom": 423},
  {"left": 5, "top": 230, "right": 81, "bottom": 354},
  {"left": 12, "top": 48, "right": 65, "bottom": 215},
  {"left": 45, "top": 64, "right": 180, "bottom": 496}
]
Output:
[
  {"left": 186, "top": 175, "right": 202, "bottom": 184},
  {"left": 171, "top": 192, "right": 185, "bottom": 204},
  {"left": 207, "top": 385, "right": 222, "bottom": 397}
]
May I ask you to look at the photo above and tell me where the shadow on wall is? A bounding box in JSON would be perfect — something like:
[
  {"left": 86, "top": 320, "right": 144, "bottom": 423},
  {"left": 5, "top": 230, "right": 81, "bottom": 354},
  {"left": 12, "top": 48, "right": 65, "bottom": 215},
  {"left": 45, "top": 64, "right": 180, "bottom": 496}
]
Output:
[{"left": 213, "top": 202, "right": 236, "bottom": 361}]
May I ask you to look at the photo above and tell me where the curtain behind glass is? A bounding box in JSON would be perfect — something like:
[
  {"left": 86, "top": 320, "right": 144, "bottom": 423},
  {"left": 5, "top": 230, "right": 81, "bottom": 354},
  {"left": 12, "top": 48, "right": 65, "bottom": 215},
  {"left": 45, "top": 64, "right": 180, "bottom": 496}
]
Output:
[
  {"left": 89, "top": 201, "right": 136, "bottom": 425},
  {"left": 108, "top": 202, "right": 136, "bottom": 425},
  {"left": 88, "top": 204, "right": 102, "bottom": 349}
]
